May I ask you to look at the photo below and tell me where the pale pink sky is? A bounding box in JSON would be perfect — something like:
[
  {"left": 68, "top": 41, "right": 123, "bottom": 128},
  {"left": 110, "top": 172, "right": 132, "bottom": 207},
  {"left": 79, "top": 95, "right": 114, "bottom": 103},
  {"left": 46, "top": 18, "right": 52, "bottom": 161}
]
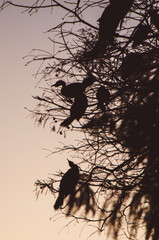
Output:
[
  {"left": 0, "top": 3, "right": 111, "bottom": 240},
  {"left": 0, "top": 2, "right": 147, "bottom": 240}
]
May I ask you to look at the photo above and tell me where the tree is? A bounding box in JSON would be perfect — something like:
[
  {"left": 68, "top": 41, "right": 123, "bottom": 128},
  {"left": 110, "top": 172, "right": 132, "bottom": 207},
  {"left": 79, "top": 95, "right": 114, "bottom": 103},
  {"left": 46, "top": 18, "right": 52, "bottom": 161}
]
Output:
[{"left": 1, "top": 0, "right": 159, "bottom": 239}]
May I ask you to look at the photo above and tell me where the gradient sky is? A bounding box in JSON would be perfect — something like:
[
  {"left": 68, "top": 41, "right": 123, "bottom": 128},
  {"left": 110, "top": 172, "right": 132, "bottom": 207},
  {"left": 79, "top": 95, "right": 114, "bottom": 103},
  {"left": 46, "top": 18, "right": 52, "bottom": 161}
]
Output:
[{"left": 0, "top": 3, "right": 110, "bottom": 240}]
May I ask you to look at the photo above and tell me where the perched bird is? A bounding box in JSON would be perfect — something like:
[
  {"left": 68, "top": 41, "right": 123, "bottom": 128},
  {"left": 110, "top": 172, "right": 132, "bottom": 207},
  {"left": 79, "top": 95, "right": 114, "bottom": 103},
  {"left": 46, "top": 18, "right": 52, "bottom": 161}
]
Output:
[
  {"left": 82, "top": 73, "right": 95, "bottom": 87},
  {"left": 54, "top": 160, "right": 79, "bottom": 210},
  {"left": 97, "top": 0, "right": 134, "bottom": 44},
  {"left": 91, "top": 0, "right": 134, "bottom": 57},
  {"left": 110, "top": 0, "right": 134, "bottom": 21},
  {"left": 131, "top": 24, "right": 151, "bottom": 48},
  {"left": 98, "top": 4, "right": 117, "bottom": 44},
  {"left": 113, "top": 0, "right": 134, "bottom": 26},
  {"left": 61, "top": 93, "right": 88, "bottom": 127},
  {"left": 149, "top": 9, "right": 159, "bottom": 31},
  {"left": 119, "top": 53, "right": 143, "bottom": 79},
  {"left": 53, "top": 80, "right": 85, "bottom": 98},
  {"left": 53, "top": 75, "right": 95, "bottom": 98},
  {"left": 96, "top": 86, "right": 110, "bottom": 112}
]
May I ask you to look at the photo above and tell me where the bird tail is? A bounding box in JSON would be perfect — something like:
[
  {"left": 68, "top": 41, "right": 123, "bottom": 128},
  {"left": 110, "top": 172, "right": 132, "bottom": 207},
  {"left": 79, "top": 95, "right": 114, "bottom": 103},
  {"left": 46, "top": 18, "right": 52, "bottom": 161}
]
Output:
[
  {"left": 61, "top": 117, "right": 74, "bottom": 127},
  {"left": 54, "top": 194, "right": 64, "bottom": 210}
]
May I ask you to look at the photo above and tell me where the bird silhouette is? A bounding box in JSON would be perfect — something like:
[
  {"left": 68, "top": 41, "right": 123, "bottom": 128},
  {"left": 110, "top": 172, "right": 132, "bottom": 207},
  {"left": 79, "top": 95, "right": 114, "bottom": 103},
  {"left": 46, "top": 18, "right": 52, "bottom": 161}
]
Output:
[
  {"left": 98, "top": 4, "right": 117, "bottom": 44},
  {"left": 53, "top": 76, "right": 94, "bottom": 98},
  {"left": 61, "top": 93, "right": 88, "bottom": 127},
  {"left": 131, "top": 24, "right": 151, "bottom": 48},
  {"left": 96, "top": 86, "right": 110, "bottom": 112},
  {"left": 84, "top": 0, "right": 134, "bottom": 58},
  {"left": 53, "top": 80, "right": 85, "bottom": 98},
  {"left": 119, "top": 53, "right": 143, "bottom": 79},
  {"left": 149, "top": 9, "right": 159, "bottom": 31},
  {"left": 82, "top": 73, "right": 95, "bottom": 87},
  {"left": 54, "top": 160, "right": 79, "bottom": 210},
  {"left": 97, "top": 0, "right": 134, "bottom": 45}
]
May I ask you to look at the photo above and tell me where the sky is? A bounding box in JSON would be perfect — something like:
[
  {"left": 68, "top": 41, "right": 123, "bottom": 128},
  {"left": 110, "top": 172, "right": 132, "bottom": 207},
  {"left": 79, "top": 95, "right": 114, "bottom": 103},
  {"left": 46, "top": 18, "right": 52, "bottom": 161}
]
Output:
[{"left": 0, "top": 2, "right": 109, "bottom": 240}]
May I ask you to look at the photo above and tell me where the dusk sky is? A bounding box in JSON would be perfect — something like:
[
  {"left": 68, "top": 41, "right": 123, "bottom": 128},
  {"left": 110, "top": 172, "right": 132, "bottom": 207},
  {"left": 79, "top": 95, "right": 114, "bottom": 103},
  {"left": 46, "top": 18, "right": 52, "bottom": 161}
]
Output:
[{"left": 0, "top": 3, "right": 109, "bottom": 240}]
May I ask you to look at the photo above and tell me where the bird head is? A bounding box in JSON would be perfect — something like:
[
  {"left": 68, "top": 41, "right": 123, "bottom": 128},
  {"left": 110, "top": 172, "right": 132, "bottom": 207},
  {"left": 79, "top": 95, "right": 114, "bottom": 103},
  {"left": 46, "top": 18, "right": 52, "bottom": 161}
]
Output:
[
  {"left": 68, "top": 160, "right": 74, "bottom": 167},
  {"left": 82, "top": 75, "right": 95, "bottom": 87},
  {"left": 67, "top": 160, "right": 77, "bottom": 168},
  {"left": 52, "top": 80, "right": 65, "bottom": 87}
]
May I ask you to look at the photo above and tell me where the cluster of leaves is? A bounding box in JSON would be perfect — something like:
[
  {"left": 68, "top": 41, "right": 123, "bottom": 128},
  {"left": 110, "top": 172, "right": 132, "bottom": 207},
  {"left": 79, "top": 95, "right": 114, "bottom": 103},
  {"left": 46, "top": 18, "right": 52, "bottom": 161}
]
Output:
[{"left": 1, "top": 0, "right": 159, "bottom": 239}]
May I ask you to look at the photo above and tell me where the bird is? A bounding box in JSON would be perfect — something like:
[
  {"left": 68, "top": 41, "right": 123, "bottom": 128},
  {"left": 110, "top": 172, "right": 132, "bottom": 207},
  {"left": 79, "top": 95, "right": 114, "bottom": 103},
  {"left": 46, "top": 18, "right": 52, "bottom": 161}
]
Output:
[
  {"left": 82, "top": 73, "right": 95, "bottom": 87},
  {"left": 131, "top": 24, "right": 151, "bottom": 48},
  {"left": 96, "top": 86, "right": 110, "bottom": 112},
  {"left": 53, "top": 75, "right": 95, "bottom": 98},
  {"left": 92, "top": 0, "right": 134, "bottom": 54},
  {"left": 61, "top": 93, "right": 88, "bottom": 127},
  {"left": 111, "top": 0, "right": 134, "bottom": 28},
  {"left": 54, "top": 160, "right": 79, "bottom": 210},
  {"left": 149, "top": 9, "right": 159, "bottom": 31},
  {"left": 52, "top": 80, "right": 85, "bottom": 98},
  {"left": 98, "top": 4, "right": 117, "bottom": 44},
  {"left": 119, "top": 53, "right": 143, "bottom": 79}
]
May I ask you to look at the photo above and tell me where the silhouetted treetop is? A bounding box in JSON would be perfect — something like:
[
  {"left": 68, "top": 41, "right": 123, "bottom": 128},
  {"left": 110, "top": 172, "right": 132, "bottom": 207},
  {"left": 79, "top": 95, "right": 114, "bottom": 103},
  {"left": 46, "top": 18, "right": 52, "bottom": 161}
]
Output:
[{"left": 1, "top": 0, "right": 159, "bottom": 239}]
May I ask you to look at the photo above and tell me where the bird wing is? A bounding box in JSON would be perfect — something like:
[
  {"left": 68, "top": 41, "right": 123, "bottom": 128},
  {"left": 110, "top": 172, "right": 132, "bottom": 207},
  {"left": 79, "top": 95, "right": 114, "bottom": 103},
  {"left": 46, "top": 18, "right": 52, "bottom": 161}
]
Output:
[
  {"left": 59, "top": 168, "right": 79, "bottom": 197},
  {"left": 71, "top": 94, "right": 88, "bottom": 120}
]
